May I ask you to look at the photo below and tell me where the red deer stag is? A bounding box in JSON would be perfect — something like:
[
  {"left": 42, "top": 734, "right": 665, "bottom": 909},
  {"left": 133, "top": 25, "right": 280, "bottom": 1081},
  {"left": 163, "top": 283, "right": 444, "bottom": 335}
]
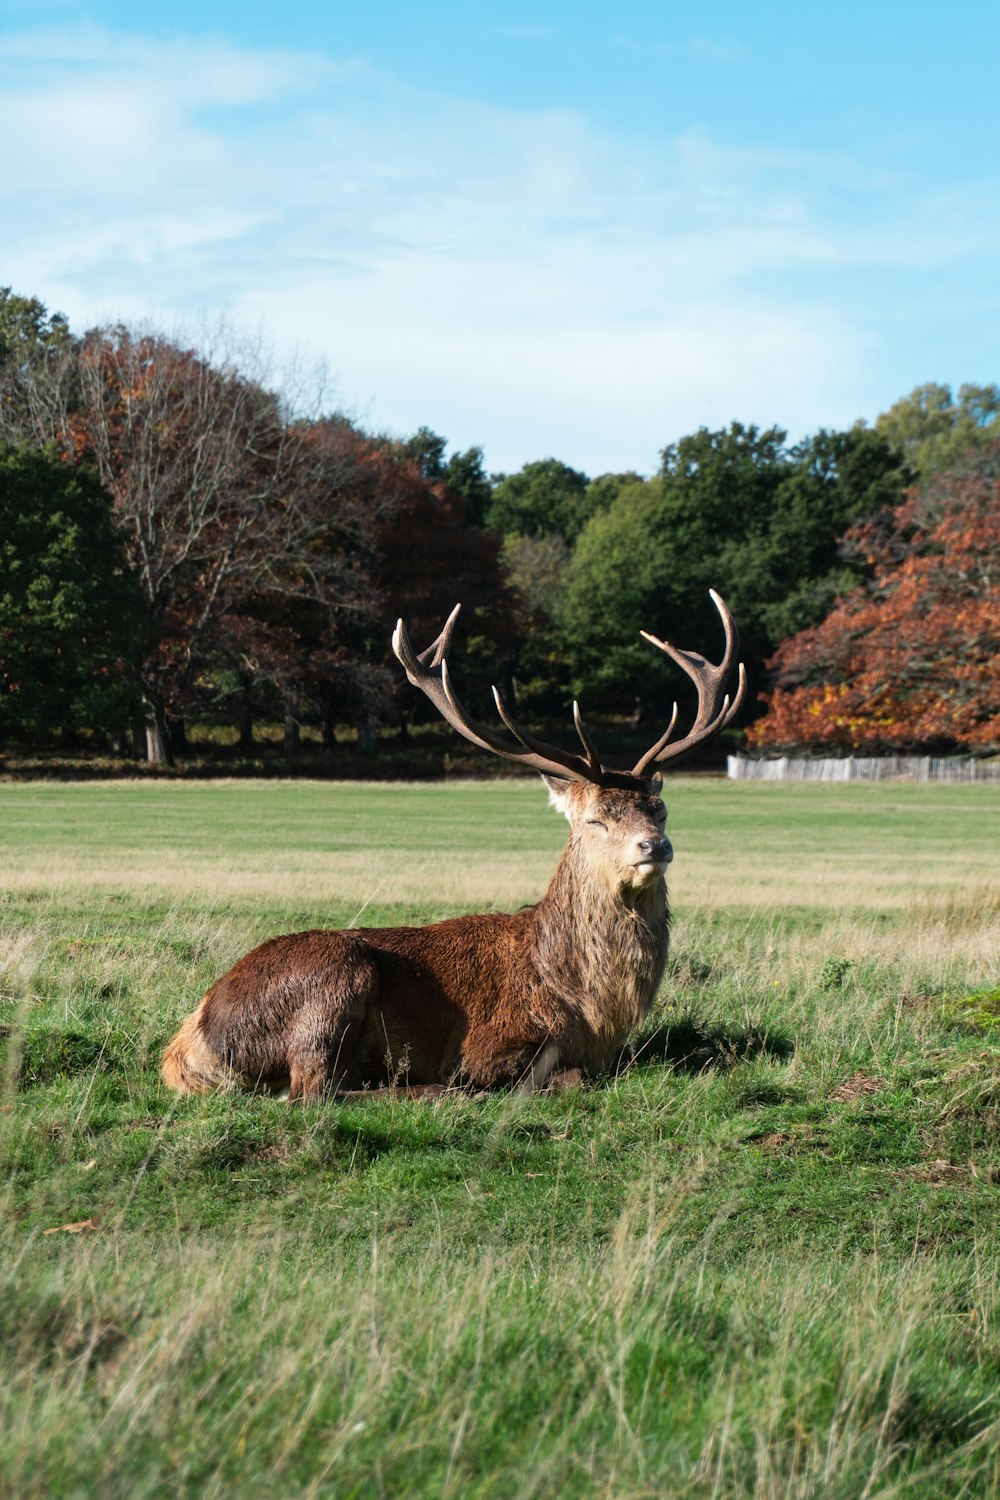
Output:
[{"left": 162, "top": 592, "right": 745, "bottom": 1099}]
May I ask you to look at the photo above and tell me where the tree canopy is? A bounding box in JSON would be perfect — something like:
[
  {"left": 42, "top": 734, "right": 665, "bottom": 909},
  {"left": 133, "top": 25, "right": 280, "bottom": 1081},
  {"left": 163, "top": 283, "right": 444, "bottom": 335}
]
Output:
[
  {"left": 749, "top": 460, "right": 1000, "bottom": 752},
  {"left": 0, "top": 283, "right": 991, "bottom": 767},
  {"left": 399, "top": 427, "right": 492, "bottom": 524},
  {"left": 559, "top": 424, "right": 910, "bottom": 714},
  {"left": 875, "top": 383, "right": 1000, "bottom": 479},
  {"left": 0, "top": 443, "right": 149, "bottom": 741},
  {"left": 0, "top": 286, "right": 77, "bottom": 447},
  {"left": 486, "top": 458, "right": 593, "bottom": 541}
]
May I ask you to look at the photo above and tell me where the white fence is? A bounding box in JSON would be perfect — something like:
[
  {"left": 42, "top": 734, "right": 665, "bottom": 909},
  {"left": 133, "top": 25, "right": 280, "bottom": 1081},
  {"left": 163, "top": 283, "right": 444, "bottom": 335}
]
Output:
[{"left": 728, "top": 754, "right": 1000, "bottom": 784}]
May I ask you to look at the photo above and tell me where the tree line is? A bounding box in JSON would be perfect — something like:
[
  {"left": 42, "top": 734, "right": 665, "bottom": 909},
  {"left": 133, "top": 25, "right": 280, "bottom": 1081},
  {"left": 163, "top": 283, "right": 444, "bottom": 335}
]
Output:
[{"left": 1, "top": 285, "right": 997, "bottom": 765}]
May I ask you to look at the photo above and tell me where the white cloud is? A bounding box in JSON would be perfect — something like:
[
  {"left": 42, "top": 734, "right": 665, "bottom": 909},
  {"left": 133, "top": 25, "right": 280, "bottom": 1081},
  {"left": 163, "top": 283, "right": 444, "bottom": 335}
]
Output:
[
  {"left": 1, "top": 22, "right": 340, "bottom": 100},
  {"left": 2, "top": 22, "right": 997, "bottom": 472},
  {"left": 243, "top": 258, "right": 871, "bottom": 472}
]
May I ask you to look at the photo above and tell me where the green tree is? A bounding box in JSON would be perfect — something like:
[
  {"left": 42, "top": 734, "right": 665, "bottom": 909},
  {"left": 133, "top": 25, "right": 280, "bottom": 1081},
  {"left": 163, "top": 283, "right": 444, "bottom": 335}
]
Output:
[
  {"left": 559, "top": 423, "right": 909, "bottom": 716},
  {"left": 558, "top": 475, "right": 665, "bottom": 708},
  {"left": 0, "top": 444, "right": 149, "bottom": 745},
  {"left": 585, "top": 471, "right": 644, "bottom": 515},
  {"left": 490, "top": 465, "right": 635, "bottom": 704},
  {"left": 760, "top": 426, "right": 912, "bottom": 642},
  {"left": 400, "top": 425, "right": 448, "bottom": 482},
  {"left": 443, "top": 445, "right": 492, "bottom": 526},
  {"left": 0, "top": 287, "right": 78, "bottom": 445},
  {"left": 399, "top": 428, "right": 492, "bottom": 524},
  {"left": 875, "top": 382, "right": 1000, "bottom": 478},
  {"left": 0, "top": 287, "right": 71, "bottom": 357},
  {"left": 499, "top": 530, "right": 573, "bottom": 709},
  {"left": 486, "top": 458, "right": 593, "bottom": 541},
  {"left": 642, "top": 423, "right": 796, "bottom": 684}
]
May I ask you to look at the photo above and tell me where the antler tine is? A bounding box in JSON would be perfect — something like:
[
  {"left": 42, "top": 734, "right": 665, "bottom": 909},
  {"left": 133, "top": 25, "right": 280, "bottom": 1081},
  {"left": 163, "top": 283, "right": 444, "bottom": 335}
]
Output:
[
  {"left": 723, "top": 662, "right": 748, "bottom": 727},
  {"left": 393, "top": 605, "right": 604, "bottom": 784},
  {"left": 416, "top": 601, "right": 462, "bottom": 669},
  {"left": 394, "top": 614, "right": 511, "bottom": 762},
  {"left": 709, "top": 586, "right": 737, "bottom": 670},
  {"left": 632, "top": 591, "right": 745, "bottom": 775},
  {"left": 490, "top": 686, "right": 603, "bottom": 780},
  {"left": 631, "top": 701, "right": 680, "bottom": 772},
  {"left": 573, "top": 701, "right": 603, "bottom": 775}
]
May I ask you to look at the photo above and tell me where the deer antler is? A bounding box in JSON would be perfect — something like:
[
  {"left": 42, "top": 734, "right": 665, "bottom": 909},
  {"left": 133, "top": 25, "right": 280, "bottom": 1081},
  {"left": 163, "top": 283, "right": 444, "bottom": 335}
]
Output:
[
  {"left": 392, "top": 605, "right": 608, "bottom": 785},
  {"left": 632, "top": 590, "right": 747, "bottom": 775},
  {"left": 393, "top": 592, "right": 746, "bottom": 786}
]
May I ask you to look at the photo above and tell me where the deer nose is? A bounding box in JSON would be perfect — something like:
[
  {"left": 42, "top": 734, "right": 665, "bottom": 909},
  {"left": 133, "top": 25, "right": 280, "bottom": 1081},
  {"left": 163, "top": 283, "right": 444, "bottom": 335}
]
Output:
[{"left": 638, "top": 837, "right": 672, "bottom": 863}]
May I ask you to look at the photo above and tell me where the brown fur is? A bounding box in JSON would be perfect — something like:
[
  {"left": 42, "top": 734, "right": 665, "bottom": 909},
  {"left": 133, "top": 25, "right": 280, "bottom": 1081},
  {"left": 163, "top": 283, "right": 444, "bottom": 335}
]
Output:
[{"left": 162, "top": 779, "right": 673, "bottom": 1099}]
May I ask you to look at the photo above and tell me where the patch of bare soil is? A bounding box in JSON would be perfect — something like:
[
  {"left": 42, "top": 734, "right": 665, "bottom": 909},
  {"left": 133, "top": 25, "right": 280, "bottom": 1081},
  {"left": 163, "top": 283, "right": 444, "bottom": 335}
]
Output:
[
  {"left": 830, "top": 1073, "right": 887, "bottom": 1101},
  {"left": 895, "top": 1159, "right": 1000, "bottom": 1186},
  {"left": 742, "top": 1126, "right": 830, "bottom": 1154}
]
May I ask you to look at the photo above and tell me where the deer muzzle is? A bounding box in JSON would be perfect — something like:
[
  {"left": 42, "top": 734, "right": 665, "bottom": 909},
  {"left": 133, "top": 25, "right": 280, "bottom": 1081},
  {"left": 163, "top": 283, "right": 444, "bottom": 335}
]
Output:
[{"left": 635, "top": 837, "right": 673, "bottom": 869}]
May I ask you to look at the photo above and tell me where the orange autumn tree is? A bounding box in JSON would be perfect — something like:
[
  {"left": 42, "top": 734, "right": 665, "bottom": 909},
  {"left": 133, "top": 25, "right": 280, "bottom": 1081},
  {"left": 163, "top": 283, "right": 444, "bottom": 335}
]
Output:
[{"left": 750, "top": 458, "right": 1000, "bottom": 753}]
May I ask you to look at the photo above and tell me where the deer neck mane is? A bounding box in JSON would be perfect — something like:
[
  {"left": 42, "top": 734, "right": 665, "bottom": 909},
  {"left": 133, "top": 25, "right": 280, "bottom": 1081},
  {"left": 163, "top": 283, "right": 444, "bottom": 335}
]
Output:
[{"left": 529, "top": 836, "right": 670, "bottom": 1057}]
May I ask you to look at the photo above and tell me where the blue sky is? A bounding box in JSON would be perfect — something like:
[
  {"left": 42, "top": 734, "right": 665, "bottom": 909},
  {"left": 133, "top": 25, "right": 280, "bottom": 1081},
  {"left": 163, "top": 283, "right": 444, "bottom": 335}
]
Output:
[{"left": 2, "top": 1, "right": 997, "bottom": 473}]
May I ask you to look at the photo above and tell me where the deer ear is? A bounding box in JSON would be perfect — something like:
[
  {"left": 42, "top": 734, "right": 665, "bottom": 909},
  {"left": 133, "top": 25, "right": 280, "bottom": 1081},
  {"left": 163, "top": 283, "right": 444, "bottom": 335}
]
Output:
[
  {"left": 648, "top": 770, "right": 663, "bottom": 794},
  {"left": 541, "top": 774, "right": 573, "bottom": 820}
]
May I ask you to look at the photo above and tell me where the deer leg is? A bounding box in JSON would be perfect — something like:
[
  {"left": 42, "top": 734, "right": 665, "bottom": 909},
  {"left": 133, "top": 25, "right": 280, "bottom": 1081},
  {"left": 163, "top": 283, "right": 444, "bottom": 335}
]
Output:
[
  {"left": 288, "top": 1055, "right": 333, "bottom": 1102},
  {"left": 516, "top": 1041, "right": 562, "bottom": 1095},
  {"left": 285, "top": 956, "right": 379, "bottom": 1102}
]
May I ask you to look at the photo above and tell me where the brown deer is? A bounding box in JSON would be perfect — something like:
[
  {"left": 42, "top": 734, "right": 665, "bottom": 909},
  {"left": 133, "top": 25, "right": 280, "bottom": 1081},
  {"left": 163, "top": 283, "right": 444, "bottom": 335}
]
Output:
[{"left": 162, "top": 592, "right": 745, "bottom": 1099}]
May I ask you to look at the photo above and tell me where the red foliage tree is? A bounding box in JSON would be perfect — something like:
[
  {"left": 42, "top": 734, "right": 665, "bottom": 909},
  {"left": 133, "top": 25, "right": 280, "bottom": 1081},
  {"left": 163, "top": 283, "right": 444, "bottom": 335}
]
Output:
[
  {"left": 359, "top": 435, "right": 512, "bottom": 747},
  {"left": 213, "top": 422, "right": 510, "bottom": 757},
  {"left": 749, "top": 460, "right": 1000, "bottom": 752},
  {"left": 213, "top": 419, "right": 399, "bottom": 756}
]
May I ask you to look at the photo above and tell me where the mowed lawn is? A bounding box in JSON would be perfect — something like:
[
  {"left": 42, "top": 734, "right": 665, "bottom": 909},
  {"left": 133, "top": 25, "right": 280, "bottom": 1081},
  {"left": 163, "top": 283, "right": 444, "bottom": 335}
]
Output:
[{"left": 2, "top": 777, "right": 999, "bottom": 1498}]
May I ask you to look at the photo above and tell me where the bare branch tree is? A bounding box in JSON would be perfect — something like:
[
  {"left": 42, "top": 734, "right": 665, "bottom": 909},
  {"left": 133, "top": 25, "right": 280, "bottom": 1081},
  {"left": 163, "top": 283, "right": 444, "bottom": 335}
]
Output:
[{"left": 67, "top": 327, "right": 375, "bottom": 761}]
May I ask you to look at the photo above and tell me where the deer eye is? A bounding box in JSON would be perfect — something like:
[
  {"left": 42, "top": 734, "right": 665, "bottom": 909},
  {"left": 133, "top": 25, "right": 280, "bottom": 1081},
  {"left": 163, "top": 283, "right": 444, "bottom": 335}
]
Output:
[{"left": 586, "top": 819, "right": 607, "bottom": 831}]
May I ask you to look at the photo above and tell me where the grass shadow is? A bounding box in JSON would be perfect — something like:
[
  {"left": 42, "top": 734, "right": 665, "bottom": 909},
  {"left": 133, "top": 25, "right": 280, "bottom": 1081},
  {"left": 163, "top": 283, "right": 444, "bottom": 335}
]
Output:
[{"left": 615, "top": 1016, "right": 795, "bottom": 1077}]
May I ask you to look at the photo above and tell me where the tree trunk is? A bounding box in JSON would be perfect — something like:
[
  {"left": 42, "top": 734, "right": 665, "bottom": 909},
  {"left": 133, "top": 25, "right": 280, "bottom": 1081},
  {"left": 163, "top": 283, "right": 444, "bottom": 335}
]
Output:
[
  {"left": 357, "top": 718, "right": 375, "bottom": 755},
  {"left": 109, "top": 727, "right": 132, "bottom": 759},
  {"left": 236, "top": 694, "right": 254, "bottom": 752},
  {"left": 144, "top": 697, "right": 174, "bottom": 765},
  {"left": 283, "top": 697, "right": 300, "bottom": 760},
  {"left": 321, "top": 718, "right": 337, "bottom": 752},
  {"left": 166, "top": 715, "right": 188, "bottom": 756}
]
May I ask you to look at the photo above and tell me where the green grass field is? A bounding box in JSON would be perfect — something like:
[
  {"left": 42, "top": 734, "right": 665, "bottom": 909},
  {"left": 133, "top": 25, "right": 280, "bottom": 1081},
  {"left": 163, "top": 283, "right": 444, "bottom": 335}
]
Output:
[{"left": 2, "top": 777, "right": 999, "bottom": 1497}]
